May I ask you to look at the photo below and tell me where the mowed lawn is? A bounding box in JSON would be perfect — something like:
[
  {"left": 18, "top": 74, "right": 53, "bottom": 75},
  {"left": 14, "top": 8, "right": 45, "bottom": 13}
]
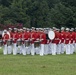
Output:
[{"left": 0, "top": 49, "right": 76, "bottom": 75}]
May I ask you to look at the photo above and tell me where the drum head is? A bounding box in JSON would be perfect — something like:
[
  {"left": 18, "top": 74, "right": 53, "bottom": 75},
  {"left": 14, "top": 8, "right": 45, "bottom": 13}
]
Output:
[{"left": 48, "top": 30, "right": 55, "bottom": 40}]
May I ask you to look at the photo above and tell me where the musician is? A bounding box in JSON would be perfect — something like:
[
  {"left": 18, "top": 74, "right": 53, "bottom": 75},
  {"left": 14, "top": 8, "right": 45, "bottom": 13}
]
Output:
[
  {"left": 7, "top": 28, "right": 13, "bottom": 54},
  {"left": 40, "top": 28, "right": 46, "bottom": 56},
  {"left": 51, "top": 28, "right": 57, "bottom": 55},
  {"left": 60, "top": 27, "right": 65, "bottom": 54},
  {"left": 30, "top": 27, "right": 36, "bottom": 55},
  {"left": 34, "top": 28, "right": 40, "bottom": 54},
  {"left": 69, "top": 28, "right": 75, "bottom": 54},
  {"left": 48, "top": 28, "right": 52, "bottom": 55},
  {"left": 17, "top": 29, "right": 23, "bottom": 54},
  {"left": 2, "top": 30, "right": 10, "bottom": 55},
  {"left": 56, "top": 29, "right": 61, "bottom": 54},
  {"left": 22, "top": 28, "right": 31, "bottom": 55},
  {"left": 65, "top": 28, "right": 70, "bottom": 54},
  {"left": 44, "top": 28, "right": 49, "bottom": 55},
  {"left": 12, "top": 28, "right": 18, "bottom": 55},
  {"left": 22, "top": 27, "right": 27, "bottom": 55}
]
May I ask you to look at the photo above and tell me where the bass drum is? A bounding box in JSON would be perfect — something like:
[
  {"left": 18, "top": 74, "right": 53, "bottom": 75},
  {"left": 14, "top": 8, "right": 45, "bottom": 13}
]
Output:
[{"left": 48, "top": 30, "right": 55, "bottom": 40}]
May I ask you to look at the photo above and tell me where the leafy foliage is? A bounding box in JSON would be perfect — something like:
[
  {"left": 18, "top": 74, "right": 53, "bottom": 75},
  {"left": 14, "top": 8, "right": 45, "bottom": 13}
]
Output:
[{"left": 0, "top": 0, "right": 76, "bottom": 28}]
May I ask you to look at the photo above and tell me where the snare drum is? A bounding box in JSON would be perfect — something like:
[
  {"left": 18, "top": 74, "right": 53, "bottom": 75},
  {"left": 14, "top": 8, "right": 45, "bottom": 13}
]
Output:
[
  {"left": 17, "top": 39, "right": 22, "bottom": 46},
  {"left": 7, "top": 39, "right": 12, "bottom": 46},
  {"left": 34, "top": 41, "right": 40, "bottom": 48},
  {"left": 24, "top": 40, "right": 30, "bottom": 47}
]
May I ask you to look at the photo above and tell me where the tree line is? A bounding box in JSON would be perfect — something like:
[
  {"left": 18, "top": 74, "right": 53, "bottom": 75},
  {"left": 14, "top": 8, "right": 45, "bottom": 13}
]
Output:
[{"left": 0, "top": 0, "right": 76, "bottom": 28}]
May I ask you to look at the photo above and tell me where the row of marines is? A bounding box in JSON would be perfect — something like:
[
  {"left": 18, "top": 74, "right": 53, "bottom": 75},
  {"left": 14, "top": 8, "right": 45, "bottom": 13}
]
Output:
[{"left": 0, "top": 27, "right": 76, "bottom": 56}]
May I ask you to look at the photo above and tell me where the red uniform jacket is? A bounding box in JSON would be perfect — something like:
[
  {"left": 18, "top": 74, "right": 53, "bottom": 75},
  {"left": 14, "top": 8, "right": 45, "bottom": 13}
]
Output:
[
  {"left": 9, "top": 32, "right": 13, "bottom": 39},
  {"left": 18, "top": 32, "right": 23, "bottom": 40},
  {"left": 52, "top": 31, "right": 61, "bottom": 44},
  {"left": 30, "top": 32, "right": 36, "bottom": 44},
  {"left": 69, "top": 32, "right": 75, "bottom": 43},
  {"left": 34, "top": 32, "right": 40, "bottom": 41},
  {"left": 12, "top": 32, "right": 18, "bottom": 43},
  {"left": 23, "top": 32, "right": 31, "bottom": 40},
  {"left": 2, "top": 33, "right": 10, "bottom": 44},
  {"left": 60, "top": 31, "right": 65, "bottom": 43},
  {"left": 64, "top": 32, "right": 70, "bottom": 44},
  {"left": 40, "top": 32, "right": 46, "bottom": 44}
]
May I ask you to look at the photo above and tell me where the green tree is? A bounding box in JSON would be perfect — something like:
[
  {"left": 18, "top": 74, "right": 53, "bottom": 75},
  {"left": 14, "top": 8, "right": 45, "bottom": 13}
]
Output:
[
  {"left": 8, "top": 0, "right": 31, "bottom": 27},
  {"left": 50, "top": 3, "right": 74, "bottom": 28}
]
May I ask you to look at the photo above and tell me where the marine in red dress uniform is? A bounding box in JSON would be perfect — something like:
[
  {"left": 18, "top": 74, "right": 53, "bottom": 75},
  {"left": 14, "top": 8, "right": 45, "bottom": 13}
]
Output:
[
  {"left": 7, "top": 28, "right": 13, "bottom": 54},
  {"left": 65, "top": 28, "right": 70, "bottom": 54},
  {"left": 40, "top": 28, "right": 46, "bottom": 56},
  {"left": 34, "top": 28, "right": 40, "bottom": 54},
  {"left": 60, "top": 27, "right": 65, "bottom": 54},
  {"left": 55, "top": 29, "right": 61, "bottom": 54},
  {"left": 51, "top": 28, "right": 57, "bottom": 55},
  {"left": 12, "top": 28, "right": 18, "bottom": 55},
  {"left": 69, "top": 29, "right": 76, "bottom": 54},
  {"left": 2, "top": 30, "right": 10, "bottom": 55},
  {"left": 30, "top": 27, "right": 36, "bottom": 55},
  {"left": 17, "top": 29, "right": 23, "bottom": 54}
]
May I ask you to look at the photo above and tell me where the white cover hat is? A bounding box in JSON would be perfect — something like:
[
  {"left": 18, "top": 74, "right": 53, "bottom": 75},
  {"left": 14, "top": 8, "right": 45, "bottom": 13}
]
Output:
[{"left": 66, "top": 28, "right": 69, "bottom": 31}]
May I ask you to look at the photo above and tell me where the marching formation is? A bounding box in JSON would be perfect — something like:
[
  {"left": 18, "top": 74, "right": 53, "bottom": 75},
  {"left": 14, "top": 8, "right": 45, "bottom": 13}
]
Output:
[{"left": 0, "top": 27, "right": 76, "bottom": 56}]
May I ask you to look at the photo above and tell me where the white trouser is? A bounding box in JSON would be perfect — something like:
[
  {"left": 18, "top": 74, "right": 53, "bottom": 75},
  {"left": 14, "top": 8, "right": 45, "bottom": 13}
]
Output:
[
  {"left": 13, "top": 43, "right": 17, "bottom": 55},
  {"left": 48, "top": 43, "right": 52, "bottom": 54},
  {"left": 65, "top": 44, "right": 70, "bottom": 55},
  {"left": 44, "top": 44, "right": 48, "bottom": 55},
  {"left": 7, "top": 45, "right": 12, "bottom": 54},
  {"left": 17, "top": 45, "right": 23, "bottom": 54},
  {"left": 70, "top": 44, "right": 74, "bottom": 54},
  {"left": 61, "top": 43, "right": 65, "bottom": 54},
  {"left": 31, "top": 44, "right": 35, "bottom": 55},
  {"left": 57, "top": 44, "right": 61, "bottom": 54},
  {"left": 51, "top": 43, "right": 57, "bottom": 55},
  {"left": 35, "top": 47, "right": 40, "bottom": 54},
  {"left": 40, "top": 44, "right": 44, "bottom": 56},
  {"left": 26, "top": 46, "right": 31, "bottom": 54},
  {"left": 3, "top": 44, "right": 7, "bottom": 55},
  {"left": 22, "top": 44, "right": 26, "bottom": 55}
]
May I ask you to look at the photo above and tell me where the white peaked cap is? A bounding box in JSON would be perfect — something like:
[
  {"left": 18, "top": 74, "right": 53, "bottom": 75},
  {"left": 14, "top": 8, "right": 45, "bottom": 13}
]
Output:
[
  {"left": 61, "top": 27, "right": 65, "bottom": 30},
  {"left": 14, "top": 28, "right": 17, "bottom": 30},
  {"left": 23, "top": 27, "right": 26, "bottom": 30},
  {"left": 4, "top": 29, "right": 7, "bottom": 32},
  {"left": 9, "top": 28, "right": 12, "bottom": 30},
  {"left": 66, "top": 28, "right": 69, "bottom": 31}
]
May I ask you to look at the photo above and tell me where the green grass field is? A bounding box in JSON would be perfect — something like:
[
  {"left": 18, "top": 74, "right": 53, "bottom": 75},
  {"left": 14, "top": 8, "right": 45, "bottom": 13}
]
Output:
[{"left": 0, "top": 49, "right": 76, "bottom": 75}]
